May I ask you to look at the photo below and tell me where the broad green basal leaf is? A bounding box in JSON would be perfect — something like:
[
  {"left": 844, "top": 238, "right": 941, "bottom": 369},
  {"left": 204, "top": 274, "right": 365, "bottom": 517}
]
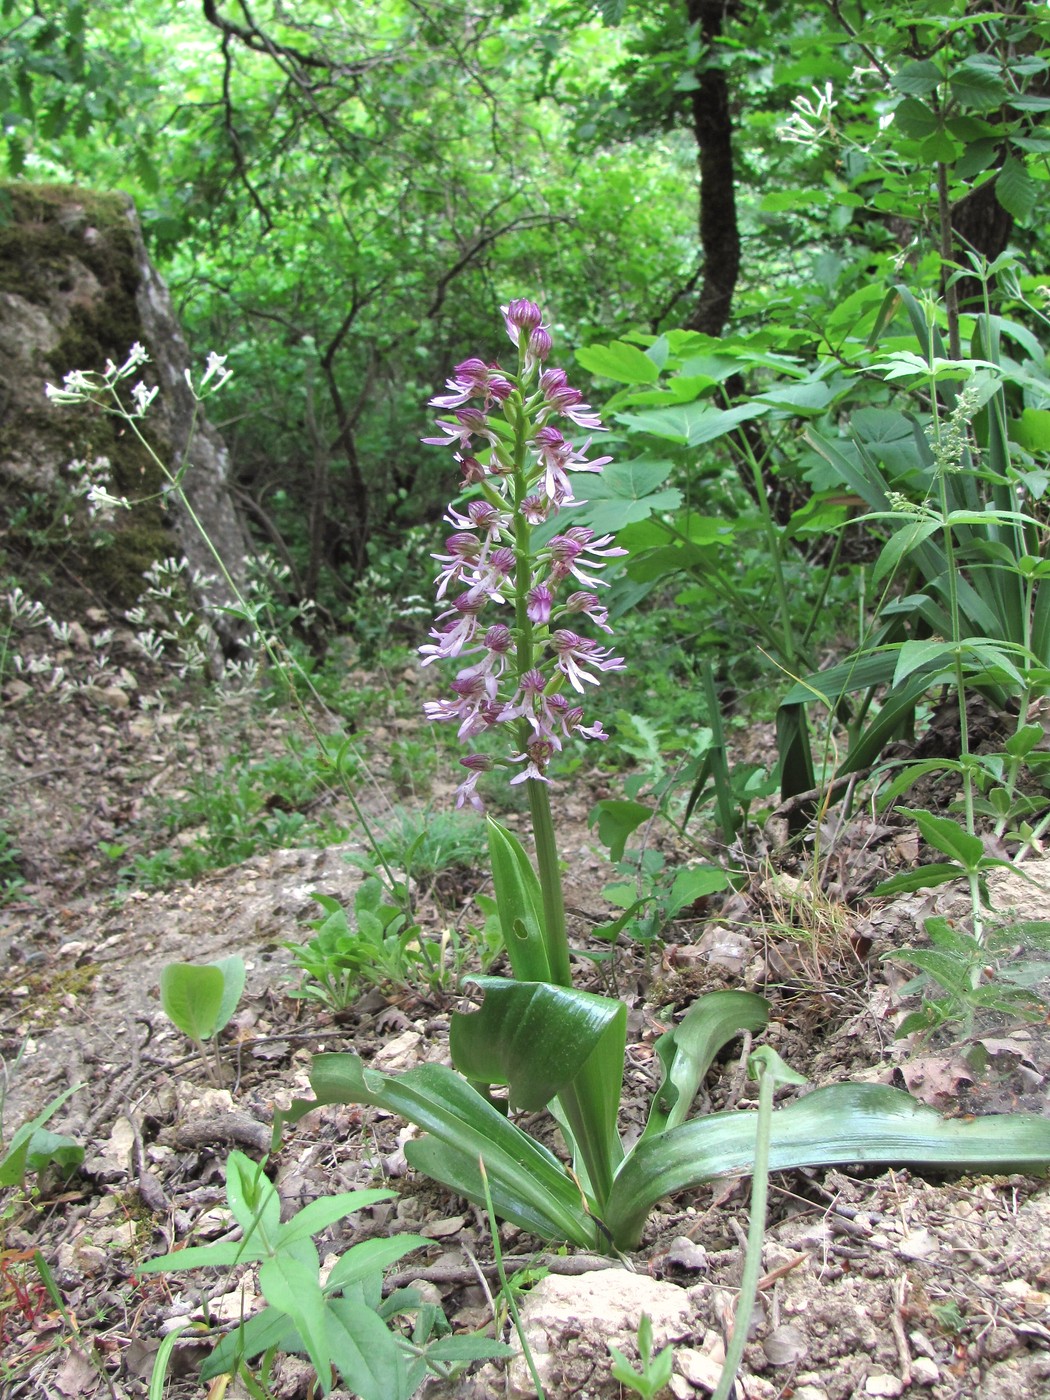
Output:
[
  {"left": 159, "top": 962, "right": 225, "bottom": 1041},
  {"left": 275, "top": 1054, "right": 597, "bottom": 1249},
  {"left": 606, "top": 1082, "right": 1050, "bottom": 1251},
  {"left": 643, "top": 992, "right": 770, "bottom": 1139},
  {"left": 486, "top": 818, "right": 549, "bottom": 982},
  {"left": 450, "top": 976, "right": 626, "bottom": 1206}
]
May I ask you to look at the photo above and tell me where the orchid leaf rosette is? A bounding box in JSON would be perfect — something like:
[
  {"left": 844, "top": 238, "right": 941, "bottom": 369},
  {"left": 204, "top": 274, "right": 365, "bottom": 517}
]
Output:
[{"left": 277, "top": 305, "right": 1050, "bottom": 1256}]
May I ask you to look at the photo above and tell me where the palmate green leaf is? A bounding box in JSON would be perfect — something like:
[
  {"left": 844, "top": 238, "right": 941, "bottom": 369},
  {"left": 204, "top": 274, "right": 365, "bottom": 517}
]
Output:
[
  {"left": 275, "top": 1055, "right": 597, "bottom": 1249},
  {"left": 615, "top": 402, "right": 765, "bottom": 447},
  {"left": 571, "top": 459, "right": 681, "bottom": 535},
  {"left": 605, "top": 1083, "right": 1050, "bottom": 1251},
  {"left": 450, "top": 977, "right": 626, "bottom": 1206},
  {"left": 590, "top": 798, "right": 652, "bottom": 863},
  {"left": 643, "top": 992, "right": 769, "bottom": 1139},
  {"left": 575, "top": 340, "right": 659, "bottom": 384}
]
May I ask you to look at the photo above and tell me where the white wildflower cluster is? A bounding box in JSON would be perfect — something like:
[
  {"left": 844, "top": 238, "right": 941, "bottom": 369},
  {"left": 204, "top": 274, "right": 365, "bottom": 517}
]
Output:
[
  {"left": 46, "top": 342, "right": 233, "bottom": 422},
  {"left": 126, "top": 556, "right": 221, "bottom": 681},
  {"left": 65, "top": 455, "right": 132, "bottom": 524},
  {"left": 2, "top": 586, "right": 134, "bottom": 704},
  {"left": 778, "top": 83, "right": 838, "bottom": 148},
  {"left": 185, "top": 350, "right": 233, "bottom": 398},
  {"left": 927, "top": 385, "right": 983, "bottom": 476},
  {"left": 45, "top": 342, "right": 154, "bottom": 416}
]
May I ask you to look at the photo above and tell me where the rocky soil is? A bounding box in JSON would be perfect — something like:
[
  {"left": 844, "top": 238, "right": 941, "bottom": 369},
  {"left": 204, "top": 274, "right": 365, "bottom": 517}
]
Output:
[{"left": 1, "top": 654, "right": 1049, "bottom": 1400}]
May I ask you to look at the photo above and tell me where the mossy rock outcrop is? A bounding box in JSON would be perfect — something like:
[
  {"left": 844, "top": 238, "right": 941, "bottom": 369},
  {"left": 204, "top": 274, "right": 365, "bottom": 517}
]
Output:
[{"left": 0, "top": 183, "right": 250, "bottom": 627}]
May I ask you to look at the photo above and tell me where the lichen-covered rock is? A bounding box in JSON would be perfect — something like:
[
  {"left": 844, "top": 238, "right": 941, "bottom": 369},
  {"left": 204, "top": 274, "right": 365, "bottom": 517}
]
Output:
[{"left": 0, "top": 182, "right": 250, "bottom": 639}]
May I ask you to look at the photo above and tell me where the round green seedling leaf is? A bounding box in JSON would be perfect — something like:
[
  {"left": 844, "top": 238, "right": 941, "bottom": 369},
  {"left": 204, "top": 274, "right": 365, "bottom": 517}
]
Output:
[
  {"left": 160, "top": 962, "right": 226, "bottom": 1041},
  {"left": 211, "top": 954, "right": 246, "bottom": 1033}
]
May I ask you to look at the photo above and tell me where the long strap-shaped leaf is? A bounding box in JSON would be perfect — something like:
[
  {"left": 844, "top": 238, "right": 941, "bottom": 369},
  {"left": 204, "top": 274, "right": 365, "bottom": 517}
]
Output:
[
  {"left": 606, "top": 1081, "right": 1050, "bottom": 1251},
  {"left": 642, "top": 991, "right": 770, "bottom": 1139},
  {"left": 486, "top": 818, "right": 552, "bottom": 982},
  {"left": 276, "top": 1054, "right": 597, "bottom": 1249},
  {"left": 450, "top": 976, "right": 626, "bottom": 1208}
]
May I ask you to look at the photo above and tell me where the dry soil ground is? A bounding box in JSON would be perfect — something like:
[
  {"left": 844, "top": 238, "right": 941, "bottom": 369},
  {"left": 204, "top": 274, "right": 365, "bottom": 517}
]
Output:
[{"left": 1, "top": 662, "right": 1049, "bottom": 1400}]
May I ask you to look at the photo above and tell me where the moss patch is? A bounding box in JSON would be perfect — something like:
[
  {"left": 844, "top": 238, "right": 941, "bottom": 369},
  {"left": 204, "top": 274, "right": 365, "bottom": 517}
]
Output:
[
  {"left": 0, "top": 963, "right": 100, "bottom": 1029},
  {"left": 0, "top": 182, "right": 176, "bottom": 611}
]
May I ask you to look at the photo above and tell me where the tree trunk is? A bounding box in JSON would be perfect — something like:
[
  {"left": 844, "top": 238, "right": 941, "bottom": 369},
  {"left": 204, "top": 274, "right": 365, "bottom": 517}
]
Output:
[{"left": 683, "top": 0, "right": 741, "bottom": 337}]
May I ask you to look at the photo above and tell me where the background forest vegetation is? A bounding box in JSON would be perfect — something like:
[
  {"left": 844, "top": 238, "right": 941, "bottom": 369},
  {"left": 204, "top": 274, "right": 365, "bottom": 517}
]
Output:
[{"left": 0, "top": 0, "right": 1048, "bottom": 854}]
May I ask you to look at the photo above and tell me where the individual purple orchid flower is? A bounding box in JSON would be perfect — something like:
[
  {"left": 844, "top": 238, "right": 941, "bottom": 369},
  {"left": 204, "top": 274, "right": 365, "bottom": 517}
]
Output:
[{"left": 420, "top": 300, "right": 626, "bottom": 807}]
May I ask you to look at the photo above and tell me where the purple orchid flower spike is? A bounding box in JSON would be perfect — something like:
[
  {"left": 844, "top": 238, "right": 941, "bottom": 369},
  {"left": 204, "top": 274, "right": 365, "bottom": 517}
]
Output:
[{"left": 420, "top": 301, "right": 626, "bottom": 808}]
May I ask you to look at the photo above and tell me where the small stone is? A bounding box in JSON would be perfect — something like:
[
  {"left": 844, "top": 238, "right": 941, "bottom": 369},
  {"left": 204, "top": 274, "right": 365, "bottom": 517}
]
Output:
[
  {"left": 911, "top": 1358, "right": 939, "bottom": 1386},
  {"left": 73, "top": 1244, "right": 108, "bottom": 1276},
  {"left": 864, "top": 1374, "right": 904, "bottom": 1398},
  {"left": 665, "top": 1236, "right": 709, "bottom": 1271},
  {"left": 372, "top": 1029, "right": 422, "bottom": 1070},
  {"left": 422, "top": 1214, "right": 465, "bottom": 1238},
  {"left": 763, "top": 1323, "right": 808, "bottom": 1366},
  {"left": 676, "top": 1344, "right": 724, "bottom": 1390}
]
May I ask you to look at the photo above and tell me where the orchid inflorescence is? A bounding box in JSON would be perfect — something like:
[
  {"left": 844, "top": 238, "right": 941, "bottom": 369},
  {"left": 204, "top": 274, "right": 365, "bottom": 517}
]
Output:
[{"left": 420, "top": 299, "right": 626, "bottom": 807}]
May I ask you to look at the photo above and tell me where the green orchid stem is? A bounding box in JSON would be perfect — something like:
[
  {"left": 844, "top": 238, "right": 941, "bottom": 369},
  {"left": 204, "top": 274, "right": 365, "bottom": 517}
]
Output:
[
  {"left": 527, "top": 778, "right": 574, "bottom": 988},
  {"left": 711, "top": 1061, "right": 773, "bottom": 1400}
]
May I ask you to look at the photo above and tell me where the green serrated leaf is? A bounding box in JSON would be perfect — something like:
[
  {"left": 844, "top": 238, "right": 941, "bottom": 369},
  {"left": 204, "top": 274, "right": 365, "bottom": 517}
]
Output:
[
  {"left": 949, "top": 59, "right": 1008, "bottom": 111},
  {"left": 997, "top": 156, "right": 1038, "bottom": 222},
  {"left": 575, "top": 340, "right": 659, "bottom": 384},
  {"left": 893, "top": 61, "right": 942, "bottom": 97}
]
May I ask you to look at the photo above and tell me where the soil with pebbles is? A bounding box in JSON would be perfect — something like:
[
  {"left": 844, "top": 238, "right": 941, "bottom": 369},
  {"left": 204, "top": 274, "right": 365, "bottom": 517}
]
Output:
[{"left": 1, "top": 664, "right": 1049, "bottom": 1400}]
